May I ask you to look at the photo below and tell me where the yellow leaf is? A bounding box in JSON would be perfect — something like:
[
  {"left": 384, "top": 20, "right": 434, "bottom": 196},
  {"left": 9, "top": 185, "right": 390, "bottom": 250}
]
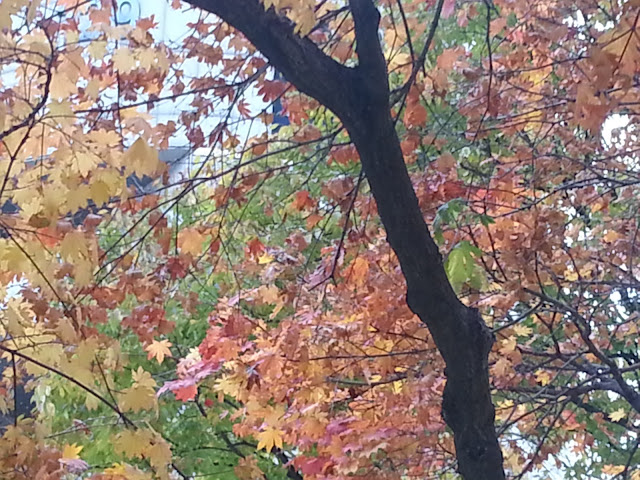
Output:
[
  {"left": 59, "top": 354, "right": 94, "bottom": 387},
  {"left": 138, "top": 48, "right": 158, "bottom": 70},
  {"left": 121, "top": 367, "right": 157, "bottom": 412},
  {"left": 256, "top": 285, "right": 279, "bottom": 304},
  {"left": 61, "top": 443, "right": 83, "bottom": 460},
  {"left": 66, "top": 185, "right": 91, "bottom": 212},
  {"left": 178, "top": 228, "right": 206, "bottom": 256},
  {"left": 88, "top": 41, "right": 108, "bottom": 60},
  {"left": 497, "top": 399, "right": 514, "bottom": 410},
  {"left": 74, "top": 259, "right": 94, "bottom": 288},
  {"left": 591, "top": 200, "right": 605, "bottom": 213},
  {"left": 0, "top": 394, "right": 8, "bottom": 415},
  {"left": 74, "top": 152, "right": 98, "bottom": 177},
  {"left": 48, "top": 100, "right": 73, "bottom": 119},
  {"left": 85, "top": 78, "right": 101, "bottom": 99},
  {"left": 258, "top": 253, "right": 274, "bottom": 264},
  {"left": 50, "top": 73, "right": 77, "bottom": 99},
  {"left": 216, "top": 375, "right": 241, "bottom": 398},
  {"left": 609, "top": 408, "right": 626, "bottom": 422},
  {"left": 60, "top": 231, "right": 88, "bottom": 261},
  {"left": 513, "top": 324, "right": 532, "bottom": 337},
  {"left": 535, "top": 369, "right": 551, "bottom": 386},
  {"left": 392, "top": 380, "right": 404, "bottom": 394},
  {"left": 25, "top": 0, "right": 40, "bottom": 23},
  {"left": 291, "top": 7, "right": 315, "bottom": 36},
  {"left": 113, "top": 48, "right": 137, "bottom": 73},
  {"left": 132, "top": 367, "right": 156, "bottom": 389},
  {"left": 262, "top": 404, "right": 285, "bottom": 427},
  {"left": 104, "top": 463, "right": 151, "bottom": 480},
  {"left": 564, "top": 269, "right": 578, "bottom": 281},
  {"left": 121, "top": 385, "right": 156, "bottom": 412},
  {"left": 90, "top": 180, "right": 111, "bottom": 206},
  {"left": 147, "top": 437, "right": 172, "bottom": 471},
  {"left": 85, "top": 394, "right": 99, "bottom": 411},
  {"left": 114, "top": 429, "right": 154, "bottom": 459},
  {"left": 602, "top": 465, "right": 625, "bottom": 476},
  {"left": 145, "top": 339, "right": 173, "bottom": 364},
  {"left": 256, "top": 427, "right": 284, "bottom": 453},
  {"left": 104, "top": 463, "right": 127, "bottom": 475},
  {"left": 500, "top": 336, "right": 517, "bottom": 354},
  {"left": 124, "top": 137, "right": 161, "bottom": 177},
  {"left": 604, "top": 230, "right": 620, "bottom": 243},
  {"left": 491, "top": 357, "right": 513, "bottom": 377},
  {"left": 389, "top": 52, "right": 411, "bottom": 69}
]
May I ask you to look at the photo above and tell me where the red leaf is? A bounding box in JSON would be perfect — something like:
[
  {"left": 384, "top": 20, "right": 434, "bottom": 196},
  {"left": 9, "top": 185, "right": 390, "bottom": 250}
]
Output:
[
  {"left": 174, "top": 384, "right": 197, "bottom": 402},
  {"left": 237, "top": 100, "right": 252, "bottom": 118}
]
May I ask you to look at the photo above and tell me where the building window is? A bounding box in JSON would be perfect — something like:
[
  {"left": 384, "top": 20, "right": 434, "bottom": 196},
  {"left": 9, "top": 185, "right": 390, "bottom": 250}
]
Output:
[{"left": 115, "top": 0, "right": 140, "bottom": 25}]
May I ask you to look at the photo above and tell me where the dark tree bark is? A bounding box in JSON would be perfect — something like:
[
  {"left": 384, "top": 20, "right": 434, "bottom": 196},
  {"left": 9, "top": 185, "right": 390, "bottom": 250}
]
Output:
[{"left": 184, "top": 1, "right": 506, "bottom": 478}]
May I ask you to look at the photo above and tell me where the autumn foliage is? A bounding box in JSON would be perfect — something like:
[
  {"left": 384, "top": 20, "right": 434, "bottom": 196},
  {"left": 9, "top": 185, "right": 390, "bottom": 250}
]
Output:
[{"left": 0, "top": 0, "right": 639, "bottom": 479}]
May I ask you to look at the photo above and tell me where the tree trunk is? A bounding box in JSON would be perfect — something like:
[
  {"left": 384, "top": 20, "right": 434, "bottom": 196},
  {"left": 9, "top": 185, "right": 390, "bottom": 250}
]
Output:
[{"left": 185, "top": 1, "right": 506, "bottom": 478}]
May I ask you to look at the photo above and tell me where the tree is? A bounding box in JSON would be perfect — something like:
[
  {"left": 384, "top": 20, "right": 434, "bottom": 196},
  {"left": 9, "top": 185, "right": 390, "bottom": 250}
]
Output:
[
  {"left": 184, "top": 1, "right": 504, "bottom": 478},
  {"left": 0, "top": 0, "right": 639, "bottom": 479}
]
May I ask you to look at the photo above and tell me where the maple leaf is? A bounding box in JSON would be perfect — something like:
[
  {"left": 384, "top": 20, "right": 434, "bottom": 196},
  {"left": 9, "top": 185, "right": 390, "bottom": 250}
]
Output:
[
  {"left": 121, "top": 386, "right": 157, "bottom": 412},
  {"left": 113, "top": 48, "right": 137, "bottom": 72},
  {"left": 174, "top": 384, "right": 197, "bottom": 402},
  {"left": 498, "top": 336, "right": 517, "bottom": 356},
  {"left": 104, "top": 462, "right": 149, "bottom": 480},
  {"left": 237, "top": 100, "right": 252, "bottom": 118},
  {"left": 306, "top": 213, "right": 323, "bottom": 230},
  {"left": 257, "top": 79, "right": 286, "bottom": 102},
  {"left": 246, "top": 238, "right": 266, "bottom": 258},
  {"left": 61, "top": 443, "right": 83, "bottom": 460},
  {"left": 124, "top": 137, "right": 161, "bottom": 177},
  {"left": 120, "top": 368, "right": 158, "bottom": 412},
  {"left": 147, "top": 438, "right": 172, "bottom": 471},
  {"left": 258, "top": 252, "right": 274, "bottom": 264},
  {"left": 145, "top": 339, "right": 173, "bottom": 364},
  {"left": 60, "top": 231, "right": 88, "bottom": 261},
  {"left": 178, "top": 228, "right": 207, "bottom": 256},
  {"left": 132, "top": 367, "right": 157, "bottom": 389},
  {"left": 291, "top": 190, "right": 315, "bottom": 211},
  {"left": 603, "top": 230, "right": 620, "bottom": 242},
  {"left": 294, "top": 456, "right": 330, "bottom": 476},
  {"left": 256, "top": 285, "right": 279, "bottom": 304},
  {"left": 535, "top": 370, "right": 551, "bottom": 386},
  {"left": 235, "top": 456, "right": 263, "bottom": 480},
  {"left": 435, "top": 152, "right": 456, "bottom": 171},
  {"left": 609, "top": 408, "right": 626, "bottom": 422},
  {"left": 349, "top": 257, "right": 369, "bottom": 286},
  {"left": 602, "top": 465, "right": 626, "bottom": 475},
  {"left": 513, "top": 324, "right": 532, "bottom": 337},
  {"left": 114, "top": 430, "right": 153, "bottom": 459},
  {"left": 256, "top": 427, "right": 284, "bottom": 453}
]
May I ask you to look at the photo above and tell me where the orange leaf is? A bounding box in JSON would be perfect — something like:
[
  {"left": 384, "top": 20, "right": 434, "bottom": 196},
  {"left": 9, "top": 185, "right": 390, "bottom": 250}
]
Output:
[{"left": 145, "top": 340, "right": 173, "bottom": 364}]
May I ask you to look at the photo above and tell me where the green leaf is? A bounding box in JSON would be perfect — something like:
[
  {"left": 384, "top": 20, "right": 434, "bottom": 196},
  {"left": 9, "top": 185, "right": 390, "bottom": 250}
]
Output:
[{"left": 445, "top": 241, "right": 484, "bottom": 292}]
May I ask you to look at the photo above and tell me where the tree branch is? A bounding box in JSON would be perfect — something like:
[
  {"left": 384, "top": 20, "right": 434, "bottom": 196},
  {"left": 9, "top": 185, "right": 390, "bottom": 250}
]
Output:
[
  {"left": 186, "top": 0, "right": 355, "bottom": 116},
  {"left": 350, "top": 0, "right": 387, "bottom": 89}
]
